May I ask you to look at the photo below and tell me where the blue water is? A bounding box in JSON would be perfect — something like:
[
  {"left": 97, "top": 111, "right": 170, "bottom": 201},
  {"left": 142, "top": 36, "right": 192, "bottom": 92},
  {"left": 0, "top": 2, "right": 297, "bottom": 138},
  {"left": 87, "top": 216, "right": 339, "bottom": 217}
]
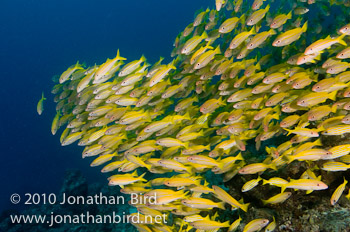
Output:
[{"left": 0, "top": 0, "right": 213, "bottom": 212}]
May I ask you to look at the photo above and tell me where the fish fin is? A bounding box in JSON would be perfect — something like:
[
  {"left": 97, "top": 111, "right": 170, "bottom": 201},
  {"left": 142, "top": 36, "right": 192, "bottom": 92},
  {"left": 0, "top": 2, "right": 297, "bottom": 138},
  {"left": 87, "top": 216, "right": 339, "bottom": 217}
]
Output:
[
  {"left": 223, "top": 220, "right": 230, "bottom": 227},
  {"left": 306, "top": 190, "right": 313, "bottom": 194},
  {"left": 313, "top": 138, "right": 322, "bottom": 146},
  {"left": 284, "top": 128, "right": 292, "bottom": 136},
  {"left": 250, "top": 26, "right": 256, "bottom": 35},
  {"left": 214, "top": 45, "right": 221, "bottom": 54},
  {"left": 287, "top": 10, "right": 293, "bottom": 19},
  {"left": 115, "top": 49, "right": 127, "bottom": 61},
  {"left": 241, "top": 203, "right": 250, "bottom": 212},
  {"left": 337, "top": 34, "right": 347, "bottom": 46},
  {"left": 269, "top": 29, "right": 277, "bottom": 35},
  {"left": 328, "top": 90, "right": 338, "bottom": 101},
  {"left": 281, "top": 185, "right": 286, "bottom": 193},
  {"left": 131, "top": 170, "right": 138, "bottom": 176},
  {"left": 331, "top": 104, "right": 337, "bottom": 113},
  {"left": 144, "top": 163, "right": 152, "bottom": 171},
  {"left": 256, "top": 62, "right": 261, "bottom": 71},
  {"left": 236, "top": 152, "right": 244, "bottom": 161},
  {"left": 186, "top": 166, "right": 194, "bottom": 175},
  {"left": 140, "top": 54, "right": 146, "bottom": 63},
  {"left": 139, "top": 172, "right": 147, "bottom": 182},
  {"left": 168, "top": 59, "right": 177, "bottom": 70},
  {"left": 120, "top": 185, "right": 124, "bottom": 189},
  {"left": 302, "top": 21, "right": 308, "bottom": 33},
  {"left": 201, "top": 31, "right": 208, "bottom": 39},
  {"left": 238, "top": 14, "right": 246, "bottom": 25},
  {"left": 218, "top": 201, "right": 226, "bottom": 210}
]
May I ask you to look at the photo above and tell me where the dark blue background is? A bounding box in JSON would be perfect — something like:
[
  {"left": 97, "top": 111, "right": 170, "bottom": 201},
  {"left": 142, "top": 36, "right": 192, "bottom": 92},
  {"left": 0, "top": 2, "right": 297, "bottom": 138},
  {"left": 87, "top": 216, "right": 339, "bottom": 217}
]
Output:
[{"left": 0, "top": 0, "right": 212, "bottom": 212}]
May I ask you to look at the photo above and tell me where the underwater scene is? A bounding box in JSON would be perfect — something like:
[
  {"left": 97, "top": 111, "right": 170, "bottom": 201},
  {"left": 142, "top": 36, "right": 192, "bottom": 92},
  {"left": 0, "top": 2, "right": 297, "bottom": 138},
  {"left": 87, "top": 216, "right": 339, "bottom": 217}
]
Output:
[{"left": 2, "top": 0, "right": 350, "bottom": 231}]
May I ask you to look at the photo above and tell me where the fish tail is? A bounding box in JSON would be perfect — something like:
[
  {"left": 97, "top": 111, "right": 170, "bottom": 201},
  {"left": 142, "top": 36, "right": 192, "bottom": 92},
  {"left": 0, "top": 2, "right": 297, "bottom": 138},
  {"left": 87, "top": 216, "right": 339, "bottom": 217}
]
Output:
[
  {"left": 269, "top": 29, "right": 277, "bottom": 35},
  {"left": 328, "top": 90, "right": 338, "bottom": 101},
  {"left": 42, "top": 92, "right": 46, "bottom": 100},
  {"left": 284, "top": 128, "right": 292, "bottom": 136},
  {"left": 218, "top": 201, "right": 226, "bottom": 210},
  {"left": 185, "top": 166, "right": 194, "bottom": 175},
  {"left": 140, "top": 54, "right": 146, "bottom": 63},
  {"left": 265, "top": 4, "right": 270, "bottom": 12},
  {"left": 184, "top": 142, "right": 190, "bottom": 149},
  {"left": 256, "top": 62, "right": 261, "bottom": 70},
  {"left": 240, "top": 203, "right": 250, "bottom": 212},
  {"left": 286, "top": 155, "right": 295, "bottom": 164},
  {"left": 337, "top": 34, "right": 347, "bottom": 46},
  {"left": 144, "top": 163, "right": 152, "bottom": 171},
  {"left": 139, "top": 172, "right": 147, "bottom": 182},
  {"left": 262, "top": 179, "right": 268, "bottom": 185},
  {"left": 143, "top": 181, "right": 152, "bottom": 188},
  {"left": 239, "top": 14, "right": 246, "bottom": 24},
  {"left": 223, "top": 220, "right": 230, "bottom": 227},
  {"left": 281, "top": 185, "right": 286, "bottom": 193},
  {"left": 346, "top": 193, "right": 350, "bottom": 201},
  {"left": 287, "top": 10, "right": 293, "bottom": 19},
  {"left": 262, "top": 199, "right": 268, "bottom": 205},
  {"left": 201, "top": 31, "right": 208, "bottom": 39},
  {"left": 214, "top": 45, "right": 221, "bottom": 54},
  {"left": 331, "top": 104, "right": 338, "bottom": 113},
  {"left": 250, "top": 26, "right": 256, "bottom": 35},
  {"left": 301, "top": 21, "right": 308, "bottom": 33},
  {"left": 269, "top": 163, "right": 278, "bottom": 171},
  {"left": 115, "top": 49, "right": 127, "bottom": 61},
  {"left": 236, "top": 152, "right": 244, "bottom": 161},
  {"left": 169, "top": 59, "right": 177, "bottom": 70},
  {"left": 313, "top": 138, "right": 322, "bottom": 146}
]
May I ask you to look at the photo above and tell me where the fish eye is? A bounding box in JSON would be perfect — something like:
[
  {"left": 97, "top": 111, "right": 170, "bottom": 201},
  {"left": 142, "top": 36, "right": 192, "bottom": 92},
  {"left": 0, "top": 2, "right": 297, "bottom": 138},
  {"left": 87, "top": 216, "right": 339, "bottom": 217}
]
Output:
[
  {"left": 317, "top": 183, "right": 320, "bottom": 186},
  {"left": 276, "top": 40, "right": 281, "bottom": 44}
]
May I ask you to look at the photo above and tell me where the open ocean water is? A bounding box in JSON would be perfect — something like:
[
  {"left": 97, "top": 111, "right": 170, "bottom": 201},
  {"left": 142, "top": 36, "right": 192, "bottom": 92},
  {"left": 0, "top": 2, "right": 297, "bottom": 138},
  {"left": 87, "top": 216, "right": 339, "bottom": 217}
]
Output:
[{"left": 0, "top": 0, "right": 211, "bottom": 223}]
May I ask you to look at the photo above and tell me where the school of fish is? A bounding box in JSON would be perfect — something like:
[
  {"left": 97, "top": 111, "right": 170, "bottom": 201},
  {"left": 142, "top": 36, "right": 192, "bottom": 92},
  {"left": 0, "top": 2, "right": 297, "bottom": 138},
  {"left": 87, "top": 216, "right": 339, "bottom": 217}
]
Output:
[{"left": 41, "top": 0, "right": 350, "bottom": 231}]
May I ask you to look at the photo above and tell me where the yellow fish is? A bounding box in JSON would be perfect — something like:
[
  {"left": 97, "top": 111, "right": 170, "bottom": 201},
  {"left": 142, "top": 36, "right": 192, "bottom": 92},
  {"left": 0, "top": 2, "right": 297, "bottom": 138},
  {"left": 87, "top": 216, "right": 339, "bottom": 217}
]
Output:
[
  {"left": 37, "top": 92, "right": 46, "bottom": 115},
  {"left": 243, "top": 218, "right": 269, "bottom": 232},
  {"left": 304, "top": 34, "right": 347, "bottom": 55},
  {"left": 272, "top": 22, "right": 307, "bottom": 47},
  {"left": 212, "top": 185, "right": 250, "bottom": 212},
  {"left": 330, "top": 178, "right": 348, "bottom": 205}
]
